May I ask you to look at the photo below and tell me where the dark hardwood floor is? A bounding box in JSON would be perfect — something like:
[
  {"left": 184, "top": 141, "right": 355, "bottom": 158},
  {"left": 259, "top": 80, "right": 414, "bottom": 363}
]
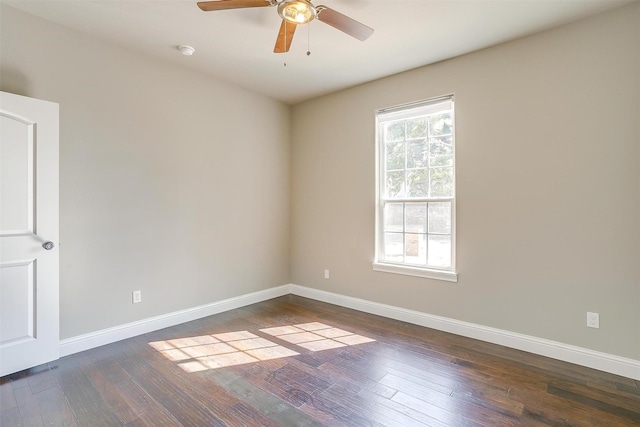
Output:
[{"left": 2, "top": 295, "right": 639, "bottom": 426}]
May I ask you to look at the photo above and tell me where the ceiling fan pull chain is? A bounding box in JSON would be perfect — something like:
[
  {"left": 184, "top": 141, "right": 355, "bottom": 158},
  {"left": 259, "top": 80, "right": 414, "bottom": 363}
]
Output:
[
  {"left": 307, "top": 21, "right": 311, "bottom": 56},
  {"left": 284, "top": 20, "right": 288, "bottom": 66}
]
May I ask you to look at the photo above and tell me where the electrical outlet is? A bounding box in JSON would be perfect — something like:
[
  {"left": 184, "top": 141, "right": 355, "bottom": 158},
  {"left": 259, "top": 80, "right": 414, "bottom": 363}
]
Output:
[
  {"left": 132, "top": 290, "right": 142, "bottom": 304},
  {"left": 586, "top": 312, "right": 599, "bottom": 328},
  {"left": 324, "top": 269, "right": 330, "bottom": 279}
]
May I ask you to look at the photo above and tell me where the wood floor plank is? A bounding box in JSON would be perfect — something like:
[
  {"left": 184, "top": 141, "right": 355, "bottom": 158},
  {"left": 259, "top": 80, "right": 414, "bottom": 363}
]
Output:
[
  {"left": 320, "top": 382, "right": 438, "bottom": 427},
  {"left": 33, "top": 386, "right": 79, "bottom": 427},
  {"left": 13, "top": 385, "right": 45, "bottom": 427},
  {"left": 91, "top": 357, "right": 181, "bottom": 426},
  {"left": 228, "top": 357, "right": 379, "bottom": 426},
  {"left": 547, "top": 381, "right": 640, "bottom": 423},
  {"left": 391, "top": 385, "right": 520, "bottom": 427},
  {"left": 48, "top": 356, "right": 123, "bottom": 426},
  {"left": 551, "top": 379, "right": 640, "bottom": 415},
  {"left": 82, "top": 362, "right": 139, "bottom": 424},
  {"left": 470, "top": 338, "right": 640, "bottom": 390},
  {"left": 0, "top": 406, "right": 23, "bottom": 427},
  {"left": 323, "top": 349, "right": 388, "bottom": 383},
  {"left": 357, "top": 386, "right": 465, "bottom": 427},
  {"left": 267, "top": 363, "right": 333, "bottom": 404},
  {"left": 7, "top": 371, "right": 30, "bottom": 392},
  {"left": 116, "top": 353, "right": 227, "bottom": 426},
  {"left": 306, "top": 389, "right": 384, "bottom": 427},
  {"left": 496, "top": 372, "right": 640, "bottom": 426},
  {"left": 123, "top": 418, "right": 148, "bottom": 427},
  {"left": 0, "top": 380, "right": 17, "bottom": 411},
  {"left": 391, "top": 391, "right": 488, "bottom": 427},
  {"left": 25, "top": 366, "right": 57, "bottom": 395},
  {"left": 382, "top": 362, "right": 457, "bottom": 396},
  {"left": 613, "top": 380, "right": 640, "bottom": 396},
  {"left": 290, "top": 348, "right": 399, "bottom": 400},
  {"left": 237, "top": 362, "right": 317, "bottom": 408},
  {"left": 205, "top": 367, "right": 325, "bottom": 427},
  {"left": 448, "top": 356, "right": 549, "bottom": 396},
  {"left": 519, "top": 391, "right": 637, "bottom": 427},
  {"left": 588, "top": 379, "right": 640, "bottom": 400}
]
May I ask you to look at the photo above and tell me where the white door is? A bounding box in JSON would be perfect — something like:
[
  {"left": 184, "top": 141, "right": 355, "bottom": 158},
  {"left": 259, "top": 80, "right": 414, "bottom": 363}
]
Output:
[{"left": 0, "top": 91, "right": 59, "bottom": 377}]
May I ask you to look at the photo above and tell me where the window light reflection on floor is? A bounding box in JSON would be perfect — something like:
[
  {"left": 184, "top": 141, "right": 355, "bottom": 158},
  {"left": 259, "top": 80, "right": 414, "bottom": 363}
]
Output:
[
  {"left": 149, "top": 323, "right": 374, "bottom": 373},
  {"left": 260, "top": 322, "right": 375, "bottom": 351}
]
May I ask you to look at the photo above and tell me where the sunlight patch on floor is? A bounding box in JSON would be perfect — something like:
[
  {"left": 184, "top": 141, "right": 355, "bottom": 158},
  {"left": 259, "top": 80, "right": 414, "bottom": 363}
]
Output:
[
  {"left": 260, "top": 322, "right": 375, "bottom": 351},
  {"left": 149, "top": 323, "right": 374, "bottom": 373},
  {"left": 149, "top": 331, "right": 298, "bottom": 373}
]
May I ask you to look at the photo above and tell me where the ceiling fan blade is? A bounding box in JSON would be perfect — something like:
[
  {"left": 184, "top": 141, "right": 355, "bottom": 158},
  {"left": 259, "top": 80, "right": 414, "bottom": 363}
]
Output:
[
  {"left": 197, "top": 0, "right": 271, "bottom": 12},
  {"left": 274, "top": 20, "right": 297, "bottom": 53},
  {"left": 316, "top": 6, "right": 373, "bottom": 41}
]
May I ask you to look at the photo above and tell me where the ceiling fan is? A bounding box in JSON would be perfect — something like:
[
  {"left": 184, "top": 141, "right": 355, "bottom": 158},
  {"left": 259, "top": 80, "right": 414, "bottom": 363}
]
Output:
[{"left": 197, "top": 0, "right": 374, "bottom": 53}]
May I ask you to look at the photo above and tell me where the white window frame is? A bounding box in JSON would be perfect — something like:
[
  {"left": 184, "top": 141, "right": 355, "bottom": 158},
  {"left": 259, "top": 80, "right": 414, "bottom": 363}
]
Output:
[{"left": 373, "top": 95, "right": 457, "bottom": 282}]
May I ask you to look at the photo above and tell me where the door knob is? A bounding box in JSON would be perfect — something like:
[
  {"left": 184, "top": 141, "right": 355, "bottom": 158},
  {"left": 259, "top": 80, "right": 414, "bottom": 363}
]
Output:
[{"left": 42, "top": 241, "right": 55, "bottom": 250}]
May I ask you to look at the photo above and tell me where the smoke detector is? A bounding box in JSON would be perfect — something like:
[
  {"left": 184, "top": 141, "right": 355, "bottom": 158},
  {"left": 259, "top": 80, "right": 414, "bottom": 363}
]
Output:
[{"left": 177, "top": 45, "right": 195, "bottom": 56}]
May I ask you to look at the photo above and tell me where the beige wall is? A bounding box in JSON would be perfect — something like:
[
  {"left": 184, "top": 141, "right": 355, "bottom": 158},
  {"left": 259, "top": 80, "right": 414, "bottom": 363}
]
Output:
[
  {"left": 291, "top": 4, "right": 640, "bottom": 359},
  {"left": 1, "top": 5, "right": 291, "bottom": 339}
]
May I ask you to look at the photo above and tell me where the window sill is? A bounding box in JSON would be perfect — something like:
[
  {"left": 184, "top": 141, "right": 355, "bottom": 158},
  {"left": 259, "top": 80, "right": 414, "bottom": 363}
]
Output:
[{"left": 372, "top": 262, "right": 458, "bottom": 283}]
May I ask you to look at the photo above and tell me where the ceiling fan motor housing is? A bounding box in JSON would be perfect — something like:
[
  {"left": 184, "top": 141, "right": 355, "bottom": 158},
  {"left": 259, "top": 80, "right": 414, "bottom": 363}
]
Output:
[{"left": 278, "top": 0, "right": 317, "bottom": 24}]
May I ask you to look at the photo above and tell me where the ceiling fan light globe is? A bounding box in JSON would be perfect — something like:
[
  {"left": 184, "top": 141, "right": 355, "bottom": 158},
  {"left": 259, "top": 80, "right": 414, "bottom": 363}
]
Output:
[{"left": 278, "top": 0, "right": 316, "bottom": 24}]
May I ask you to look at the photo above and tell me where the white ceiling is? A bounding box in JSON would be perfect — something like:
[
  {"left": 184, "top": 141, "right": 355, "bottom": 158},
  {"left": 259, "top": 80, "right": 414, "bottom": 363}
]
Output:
[{"left": 4, "top": 0, "right": 632, "bottom": 104}]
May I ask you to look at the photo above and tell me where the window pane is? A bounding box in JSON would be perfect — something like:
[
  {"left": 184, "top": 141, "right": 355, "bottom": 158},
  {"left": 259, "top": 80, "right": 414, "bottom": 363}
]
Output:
[
  {"left": 386, "top": 142, "right": 404, "bottom": 170},
  {"left": 384, "top": 121, "right": 405, "bottom": 142},
  {"left": 384, "top": 233, "right": 403, "bottom": 262},
  {"left": 429, "top": 167, "right": 453, "bottom": 197},
  {"left": 429, "top": 113, "right": 452, "bottom": 136},
  {"left": 430, "top": 137, "right": 453, "bottom": 170},
  {"left": 407, "top": 117, "right": 427, "bottom": 139},
  {"left": 429, "top": 135, "right": 453, "bottom": 155},
  {"left": 407, "top": 140, "right": 427, "bottom": 169},
  {"left": 405, "top": 203, "right": 426, "bottom": 233},
  {"left": 428, "top": 235, "right": 451, "bottom": 267},
  {"left": 428, "top": 202, "right": 451, "bottom": 234},
  {"left": 430, "top": 154, "right": 453, "bottom": 168},
  {"left": 386, "top": 171, "right": 405, "bottom": 198},
  {"left": 384, "top": 203, "right": 403, "bottom": 232},
  {"left": 430, "top": 137, "right": 453, "bottom": 155},
  {"left": 405, "top": 233, "right": 426, "bottom": 265},
  {"left": 407, "top": 169, "right": 428, "bottom": 198}
]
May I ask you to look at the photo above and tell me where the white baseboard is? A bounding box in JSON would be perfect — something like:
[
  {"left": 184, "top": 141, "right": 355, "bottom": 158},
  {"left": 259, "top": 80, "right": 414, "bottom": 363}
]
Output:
[
  {"left": 289, "top": 284, "right": 640, "bottom": 380},
  {"left": 59, "top": 285, "right": 290, "bottom": 357},
  {"left": 59, "top": 283, "right": 640, "bottom": 380}
]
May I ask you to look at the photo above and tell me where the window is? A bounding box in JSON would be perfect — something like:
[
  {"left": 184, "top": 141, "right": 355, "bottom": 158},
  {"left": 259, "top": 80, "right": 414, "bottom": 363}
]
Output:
[{"left": 374, "top": 96, "right": 457, "bottom": 282}]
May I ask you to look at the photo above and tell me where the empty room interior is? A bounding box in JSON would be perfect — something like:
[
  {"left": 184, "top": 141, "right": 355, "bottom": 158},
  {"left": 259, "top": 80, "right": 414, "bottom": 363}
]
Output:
[{"left": 0, "top": 0, "right": 639, "bottom": 425}]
